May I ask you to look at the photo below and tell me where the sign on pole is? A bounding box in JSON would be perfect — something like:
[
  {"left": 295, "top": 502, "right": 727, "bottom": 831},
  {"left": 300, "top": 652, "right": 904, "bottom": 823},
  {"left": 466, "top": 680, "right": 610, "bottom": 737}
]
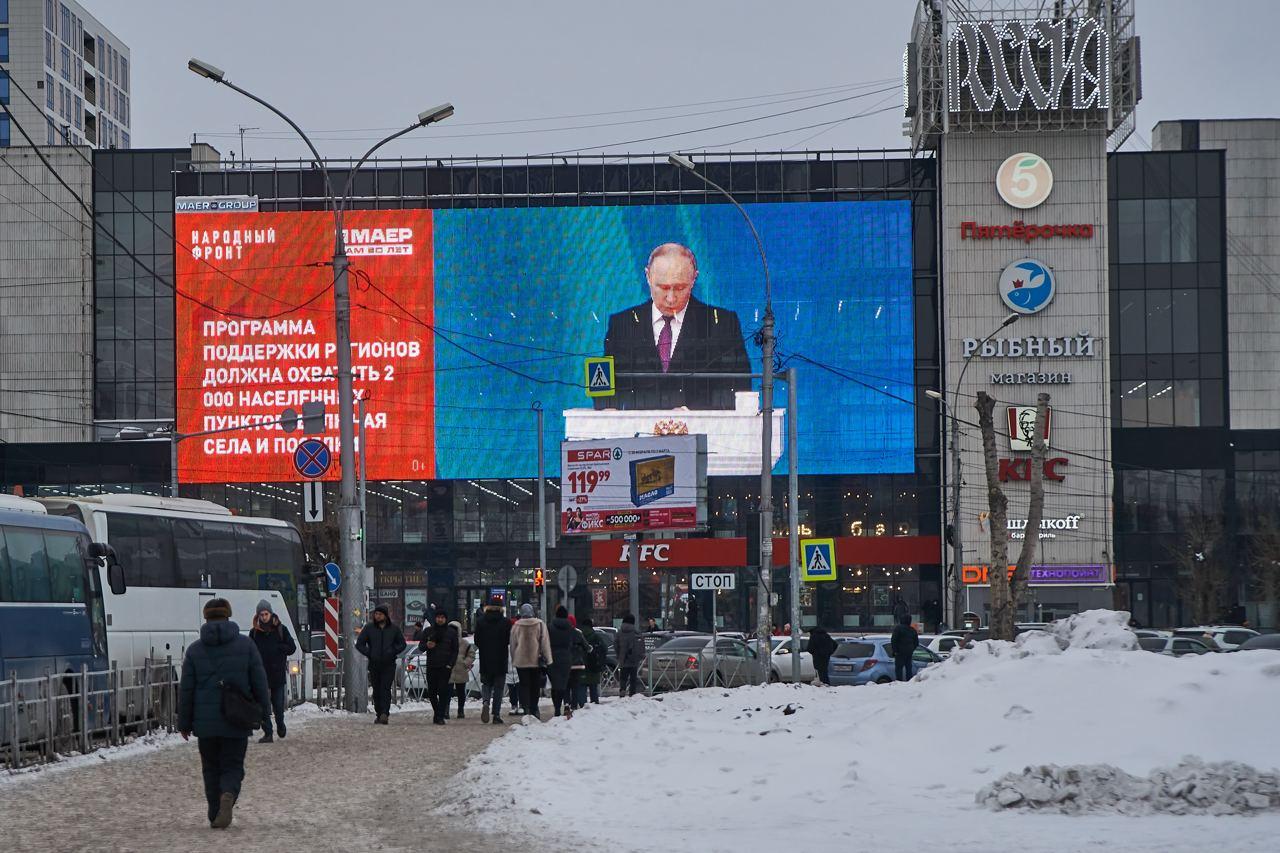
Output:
[
  {"left": 691, "top": 572, "right": 736, "bottom": 591},
  {"left": 293, "top": 438, "right": 332, "bottom": 479},
  {"left": 323, "top": 597, "right": 340, "bottom": 669},
  {"left": 584, "top": 356, "right": 616, "bottom": 398},
  {"left": 324, "top": 561, "right": 342, "bottom": 594},
  {"left": 800, "top": 538, "right": 837, "bottom": 582},
  {"left": 557, "top": 564, "right": 578, "bottom": 594},
  {"left": 302, "top": 480, "right": 324, "bottom": 523}
]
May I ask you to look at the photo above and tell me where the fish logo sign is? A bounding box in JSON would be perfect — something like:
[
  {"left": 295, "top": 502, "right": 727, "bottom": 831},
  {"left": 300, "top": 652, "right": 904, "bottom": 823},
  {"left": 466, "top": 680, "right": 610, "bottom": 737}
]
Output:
[{"left": 998, "top": 258, "right": 1055, "bottom": 315}]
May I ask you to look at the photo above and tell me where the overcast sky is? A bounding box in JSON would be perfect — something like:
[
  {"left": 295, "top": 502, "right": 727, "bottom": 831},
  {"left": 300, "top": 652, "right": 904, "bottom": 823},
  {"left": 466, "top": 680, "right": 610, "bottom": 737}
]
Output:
[{"left": 101, "top": 0, "right": 1278, "bottom": 162}]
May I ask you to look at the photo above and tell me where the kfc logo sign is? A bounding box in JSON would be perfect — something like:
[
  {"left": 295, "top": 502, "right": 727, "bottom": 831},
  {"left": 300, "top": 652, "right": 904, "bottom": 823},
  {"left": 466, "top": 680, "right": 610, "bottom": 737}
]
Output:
[
  {"left": 1007, "top": 406, "right": 1052, "bottom": 452},
  {"left": 590, "top": 538, "right": 747, "bottom": 569},
  {"left": 998, "top": 457, "right": 1069, "bottom": 482},
  {"left": 619, "top": 543, "right": 671, "bottom": 563}
]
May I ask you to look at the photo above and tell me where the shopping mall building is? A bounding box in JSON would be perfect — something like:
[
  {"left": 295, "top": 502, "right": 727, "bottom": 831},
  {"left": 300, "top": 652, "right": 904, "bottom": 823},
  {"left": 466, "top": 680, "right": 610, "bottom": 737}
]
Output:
[{"left": 1, "top": 1, "right": 1277, "bottom": 633}]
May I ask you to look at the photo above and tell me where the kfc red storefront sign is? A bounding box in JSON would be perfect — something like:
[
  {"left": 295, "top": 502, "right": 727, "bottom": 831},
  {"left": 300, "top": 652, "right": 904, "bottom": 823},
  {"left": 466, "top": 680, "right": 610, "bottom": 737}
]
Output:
[
  {"left": 590, "top": 536, "right": 941, "bottom": 569},
  {"left": 998, "top": 457, "right": 1068, "bottom": 482}
]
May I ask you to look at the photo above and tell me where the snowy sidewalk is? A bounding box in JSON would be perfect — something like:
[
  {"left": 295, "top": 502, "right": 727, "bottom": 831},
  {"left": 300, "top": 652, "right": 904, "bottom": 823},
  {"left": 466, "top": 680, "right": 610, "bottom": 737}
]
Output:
[{"left": 0, "top": 706, "right": 541, "bottom": 853}]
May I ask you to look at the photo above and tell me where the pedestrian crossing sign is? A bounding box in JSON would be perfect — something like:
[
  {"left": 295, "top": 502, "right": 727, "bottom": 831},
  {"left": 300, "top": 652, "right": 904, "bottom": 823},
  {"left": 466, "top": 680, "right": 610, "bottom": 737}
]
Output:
[
  {"left": 801, "top": 538, "right": 836, "bottom": 582},
  {"left": 584, "top": 356, "right": 616, "bottom": 398}
]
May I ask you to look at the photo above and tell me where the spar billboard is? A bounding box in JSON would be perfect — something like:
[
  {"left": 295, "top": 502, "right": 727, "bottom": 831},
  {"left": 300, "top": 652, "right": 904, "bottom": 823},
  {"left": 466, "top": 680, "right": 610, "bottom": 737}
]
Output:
[
  {"left": 174, "top": 200, "right": 915, "bottom": 483},
  {"left": 559, "top": 435, "right": 707, "bottom": 535}
]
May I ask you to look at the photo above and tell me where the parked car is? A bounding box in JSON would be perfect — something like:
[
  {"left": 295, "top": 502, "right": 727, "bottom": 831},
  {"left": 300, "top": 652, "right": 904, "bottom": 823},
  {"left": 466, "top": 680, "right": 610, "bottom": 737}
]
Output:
[
  {"left": 826, "top": 636, "right": 941, "bottom": 686},
  {"left": 926, "top": 634, "right": 970, "bottom": 659},
  {"left": 639, "top": 634, "right": 759, "bottom": 691},
  {"left": 1139, "top": 636, "right": 1215, "bottom": 656},
  {"left": 746, "top": 636, "right": 816, "bottom": 683},
  {"left": 1173, "top": 626, "right": 1260, "bottom": 651},
  {"left": 1238, "top": 634, "right": 1280, "bottom": 651},
  {"left": 1132, "top": 629, "right": 1172, "bottom": 640}
]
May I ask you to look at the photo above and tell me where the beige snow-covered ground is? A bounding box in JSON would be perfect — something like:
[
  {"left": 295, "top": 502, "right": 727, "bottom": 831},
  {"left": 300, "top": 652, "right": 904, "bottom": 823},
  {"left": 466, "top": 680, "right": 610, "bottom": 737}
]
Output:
[{"left": 0, "top": 706, "right": 542, "bottom": 853}]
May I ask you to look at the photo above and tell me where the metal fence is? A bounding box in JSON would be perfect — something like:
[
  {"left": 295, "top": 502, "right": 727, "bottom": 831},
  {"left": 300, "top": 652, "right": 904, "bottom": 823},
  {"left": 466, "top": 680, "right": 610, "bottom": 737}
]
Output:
[{"left": 2, "top": 659, "right": 179, "bottom": 771}]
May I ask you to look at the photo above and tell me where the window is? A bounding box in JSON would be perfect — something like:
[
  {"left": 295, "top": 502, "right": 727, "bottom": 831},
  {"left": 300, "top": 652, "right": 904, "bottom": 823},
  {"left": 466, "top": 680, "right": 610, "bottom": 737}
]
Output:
[
  {"left": 120, "top": 56, "right": 128, "bottom": 91},
  {"left": 45, "top": 531, "right": 86, "bottom": 603},
  {"left": 0, "top": 26, "right": 8, "bottom": 63},
  {"left": 1, "top": 527, "right": 51, "bottom": 601},
  {"left": 0, "top": 70, "right": 7, "bottom": 105},
  {"left": 0, "top": 0, "right": 7, "bottom": 23},
  {"left": 834, "top": 642, "right": 875, "bottom": 658},
  {"left": 46, "top": 73, "right": 54, "bottom": 108},
  {"left": 61, "top": 44, "right": 71, "bottom": 81},
  {"left": 0, "top": 114, "right": 9, "bottom": 147},
  {"left": 1139, "top": 638, "right": 1165, "bottom": 651},
  {"left": 60, "top": 3, "right": 69, "bottom": 41},
  {"left": 107, "top": 513, "right": 174, "bottom": 586},
  {"left": 46, "top": 0, "right": 54, "bottom": 30}
]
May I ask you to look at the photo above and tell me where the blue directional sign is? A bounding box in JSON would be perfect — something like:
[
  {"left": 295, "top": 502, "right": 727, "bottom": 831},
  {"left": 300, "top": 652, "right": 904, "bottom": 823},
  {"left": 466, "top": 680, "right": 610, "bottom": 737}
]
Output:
[
  {"left": 294, "top": 439, "right": 332, "bottom": 479},
  {"left": 324, "top": 562, "right": 342, "bottom": 594}
]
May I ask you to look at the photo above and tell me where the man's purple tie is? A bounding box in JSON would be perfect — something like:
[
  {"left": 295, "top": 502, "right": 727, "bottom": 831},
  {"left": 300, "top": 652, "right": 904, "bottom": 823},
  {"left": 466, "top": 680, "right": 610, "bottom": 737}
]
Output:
[{"left": 657, "top": 315, "right": 674, "bottom": 373}]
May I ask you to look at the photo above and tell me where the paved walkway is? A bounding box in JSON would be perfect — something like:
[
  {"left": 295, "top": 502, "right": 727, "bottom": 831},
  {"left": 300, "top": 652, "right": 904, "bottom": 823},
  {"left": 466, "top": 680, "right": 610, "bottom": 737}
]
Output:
[{"left": 0, "top": 707, "right": 528, "bottom": 852}]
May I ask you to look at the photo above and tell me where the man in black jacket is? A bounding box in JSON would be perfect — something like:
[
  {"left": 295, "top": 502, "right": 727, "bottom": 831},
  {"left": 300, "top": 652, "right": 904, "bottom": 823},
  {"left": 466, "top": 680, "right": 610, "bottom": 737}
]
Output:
[
  {"left": 597, "top": 242, "right": 751, "bottom": 411},
  {"left": 250, "top": 599, "right": 297, "bottom": 743},
  {"left": 418, "top": 608, "right": 459, "bottom": 725},
  {"left": 807, "top": 625, "right": 837, "bottom": 685},
  {"left": 472, "top": 597, "right": 512, "bottom": 724},
  {"left": 179, "top": 597, "right": 269, "bottom": 830},
  {"left": 356, "top": 605, "right": 406, "bottom": 725},
  {"left": 890, "top": 615, "right": 919, "bottom": 682}
]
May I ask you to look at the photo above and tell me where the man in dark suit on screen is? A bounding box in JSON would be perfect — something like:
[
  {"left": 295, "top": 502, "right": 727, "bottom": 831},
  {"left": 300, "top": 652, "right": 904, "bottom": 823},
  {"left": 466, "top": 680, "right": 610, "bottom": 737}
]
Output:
[{"left": 598, "top": 242, "right": 752, "bottom": 410}]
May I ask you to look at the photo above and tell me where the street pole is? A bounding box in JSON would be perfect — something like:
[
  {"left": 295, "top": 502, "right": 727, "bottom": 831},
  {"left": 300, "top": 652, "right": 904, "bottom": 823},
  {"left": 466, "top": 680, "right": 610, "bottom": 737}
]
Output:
[
  {"left": 666, "top": 153, "right": 773, "bottom": 684},
  {"left": 628, "top": 535, "right": 640, "bottom": 621},
  {"left": 185, "top": 59, "right": 452, "bottom": 713},
  {"left": 170, "top": 436, "right": 179, "bottom": 497},
  {"left": 787, "top": 368, "right": 801, "bottom": 683},
  {"left": 535, "top": 403, "right": 548, "bottom": 624},
  {"left": 357, "top": 394, "right": 368, "bottom": 567}
]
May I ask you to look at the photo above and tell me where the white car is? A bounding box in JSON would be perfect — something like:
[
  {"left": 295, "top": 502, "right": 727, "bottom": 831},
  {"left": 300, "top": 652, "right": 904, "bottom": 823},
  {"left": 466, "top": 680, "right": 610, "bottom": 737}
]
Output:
[
  {"left": 1139, "top": 636, "right": 1215, "bottom": 656},
  {"left": 925, "top": 634, "right": 970, "bottom": 659},
  {"left": 1132, "top": 629, "right": 1172, "bottom": 640},
  {"left": 1172, "top": 626, "right": 1259, "bottom": 652},
  {"left": 747, "top": 637, "right": 816, "bottom": 683}
]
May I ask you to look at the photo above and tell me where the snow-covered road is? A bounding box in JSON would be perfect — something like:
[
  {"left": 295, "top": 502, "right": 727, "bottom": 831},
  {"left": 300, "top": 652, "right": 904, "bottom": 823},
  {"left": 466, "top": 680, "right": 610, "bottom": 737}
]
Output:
[{"left": 0, "top": 706, "right": 542, "bottom": 853}]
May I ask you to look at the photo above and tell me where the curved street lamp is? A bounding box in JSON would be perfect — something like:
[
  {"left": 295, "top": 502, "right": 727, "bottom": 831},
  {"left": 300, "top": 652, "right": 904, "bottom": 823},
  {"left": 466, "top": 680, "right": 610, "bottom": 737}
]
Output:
[{"left": 188, "top": 58, "right": 451, "bottom": 713}]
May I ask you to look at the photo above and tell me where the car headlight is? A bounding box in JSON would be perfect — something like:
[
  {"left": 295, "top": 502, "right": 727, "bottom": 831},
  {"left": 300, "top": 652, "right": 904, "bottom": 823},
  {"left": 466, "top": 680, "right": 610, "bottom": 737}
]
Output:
[{"left": 289, "top": 661, "right": 301, "bottom": 675}]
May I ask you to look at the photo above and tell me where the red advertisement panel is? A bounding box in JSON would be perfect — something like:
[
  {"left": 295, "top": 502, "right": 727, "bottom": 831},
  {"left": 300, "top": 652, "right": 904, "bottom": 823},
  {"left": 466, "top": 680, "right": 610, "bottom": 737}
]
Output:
[
  {"left": 175, "top": 209, "right": 435, "bottom": 483},
  {"left": 591, "top": 538, "right": 747, "bottom": 568}
]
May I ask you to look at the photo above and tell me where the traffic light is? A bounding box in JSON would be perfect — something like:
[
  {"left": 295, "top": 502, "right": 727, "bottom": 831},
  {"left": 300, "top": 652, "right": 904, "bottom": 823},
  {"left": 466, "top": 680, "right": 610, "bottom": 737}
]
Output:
[{"left": 534, "top": 568, "right": 544, "bottom": 590}]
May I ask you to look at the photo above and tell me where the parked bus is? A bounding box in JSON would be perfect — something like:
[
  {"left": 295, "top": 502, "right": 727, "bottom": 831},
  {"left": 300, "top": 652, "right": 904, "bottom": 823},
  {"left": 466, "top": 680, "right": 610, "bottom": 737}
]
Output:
[
  {"left": 0, "top": 494, "right": 123, "bottom": 682},
  {"left": 39, "top": 495, "right": 306, "bottom": 684}
]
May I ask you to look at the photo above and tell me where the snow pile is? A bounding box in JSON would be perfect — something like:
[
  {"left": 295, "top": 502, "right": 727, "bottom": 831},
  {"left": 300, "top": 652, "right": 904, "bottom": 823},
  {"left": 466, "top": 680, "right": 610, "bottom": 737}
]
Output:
[
  {"left": 447, "top": 610, "right": 1280, "bottom": 853},
  {"left": 1046, "top": 608, "right": 1140, "bottom": 651},
  {"left": 978, "top": 758, "right": 1280, "bottom": 815}
]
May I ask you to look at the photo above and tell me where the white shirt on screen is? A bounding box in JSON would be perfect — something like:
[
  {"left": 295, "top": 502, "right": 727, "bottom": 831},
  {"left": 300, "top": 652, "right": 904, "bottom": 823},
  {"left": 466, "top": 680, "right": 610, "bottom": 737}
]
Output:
[{"left": 650, "top": 302, "right": 688, "bottom": 354}]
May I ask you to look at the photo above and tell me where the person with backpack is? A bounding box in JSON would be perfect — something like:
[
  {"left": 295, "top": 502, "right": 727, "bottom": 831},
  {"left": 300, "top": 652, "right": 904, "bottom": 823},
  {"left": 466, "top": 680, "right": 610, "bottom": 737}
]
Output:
[
  {"left": 564, "top": 613, "right": 590, "bottom": 715},
  {"left": 576, "top": 616, "right": 609, "bottom": 706},
  {"left": 615, "top": 613, "right": 645, "bottom": 697},
  {"left": 355, "top": 605, "right": 407, "bottom": 725},
  {"left": 248, "top": 599, "right": 296, "bottom": 743},
  {"left": 448, "top": 619, "right": 476, "bottom": 719},
  {"left": 178, "top": 597, "right": 269, "bottom": 830},
  {"left": 546, "top": 606, "right": 584, "bottom": 718},
  {"left": 509, "top": 603, "right": 552, "bottom": 719},
  {"left": 472, "top": 597, "right": 512, "bottom": 724},
  {"left": 890, "top": 614, "right": 919, "bottom": 682}
]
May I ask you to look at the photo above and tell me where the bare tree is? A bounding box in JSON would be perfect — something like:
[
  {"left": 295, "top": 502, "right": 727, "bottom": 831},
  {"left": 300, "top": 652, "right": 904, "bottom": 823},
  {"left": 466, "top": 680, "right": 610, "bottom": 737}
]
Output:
[
  {"left": 976, "top": 391, "right": 1050, "bottom": 640},
  {"left": 1250, "top": 520, "right": 1280, "bottom": 628},
  {"left": 1171, "top": 511, "right": 1229, "bottom": 626}
]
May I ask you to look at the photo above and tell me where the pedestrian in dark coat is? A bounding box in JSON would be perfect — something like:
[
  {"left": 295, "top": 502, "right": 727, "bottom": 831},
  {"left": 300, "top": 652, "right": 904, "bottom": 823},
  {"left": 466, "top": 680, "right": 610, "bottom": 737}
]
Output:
[
  {"left": 546, "top": 606, "right": 583, "bottom": 718},
  {"left": 178, "top": 597, "right": 269, "bottom": 830},
  {"left": 418, "top": 609, "right": 459, "bottom": 724},
  {"left": 807, "top": 626, "right": 837, "bottom": 685},
  {"left": 890, "top": 615, "right": 919, "bottom": 682},
  {"left": 577, "top": 617, "right": 609, "bottom": 706},
  {"left": 614, "top": 613, "right": 645, "bottom": 697},
  {"left": 355, "top": 604, "right": 407, "bottom": 724},
  {"left": 472, "top": 597, "right": 512, "bottom": 724},
  {"left": 249, "top": 598, "right": 296, "bottom": 742}
]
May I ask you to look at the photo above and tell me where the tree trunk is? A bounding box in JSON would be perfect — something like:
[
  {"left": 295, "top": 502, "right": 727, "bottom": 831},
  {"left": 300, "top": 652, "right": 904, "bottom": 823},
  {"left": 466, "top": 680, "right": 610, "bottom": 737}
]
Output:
[
  {"left": 975, "top": 392, "right": 1011, "bottom": 638},
  {"left": 1007, "top": 393, "right": 1050, "bottom": 634}
]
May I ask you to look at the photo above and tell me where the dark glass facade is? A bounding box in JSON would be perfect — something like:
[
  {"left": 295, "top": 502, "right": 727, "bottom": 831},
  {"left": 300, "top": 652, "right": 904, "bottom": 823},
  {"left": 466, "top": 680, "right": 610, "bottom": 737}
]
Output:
[
  {"left": 1109, "top": 149, "right": 1278, "bottom": 628},
  {"left": 3, "top": 149, "right": 942, "bottom": 634}
]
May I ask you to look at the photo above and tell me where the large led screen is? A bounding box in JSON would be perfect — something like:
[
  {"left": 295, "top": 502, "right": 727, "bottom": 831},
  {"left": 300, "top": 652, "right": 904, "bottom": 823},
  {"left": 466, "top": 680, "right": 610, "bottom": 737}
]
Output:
[{"left": 175, "top": 201, "right": 913, "bottom": 483}]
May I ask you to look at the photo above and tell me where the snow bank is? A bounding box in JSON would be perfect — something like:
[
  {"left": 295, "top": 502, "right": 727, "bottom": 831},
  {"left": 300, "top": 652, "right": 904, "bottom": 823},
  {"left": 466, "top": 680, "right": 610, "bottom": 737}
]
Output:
[
  {"left": 447, "top": 611, "right": 1280, "bottom": 853},
  {"left": 978, "top": 758, "right": 1280, "bottom": 815}
]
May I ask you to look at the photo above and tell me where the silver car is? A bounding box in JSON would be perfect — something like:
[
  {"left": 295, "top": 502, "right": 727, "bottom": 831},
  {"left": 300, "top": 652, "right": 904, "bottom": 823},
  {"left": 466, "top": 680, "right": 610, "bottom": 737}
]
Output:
[{"left": 640, "top": 635, "right": 761, "bottom": 691}]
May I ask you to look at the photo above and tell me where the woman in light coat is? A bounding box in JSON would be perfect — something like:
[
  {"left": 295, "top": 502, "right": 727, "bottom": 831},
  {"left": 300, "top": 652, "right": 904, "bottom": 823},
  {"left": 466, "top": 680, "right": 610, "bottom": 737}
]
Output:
[{"left": 448, "top": 620, "right": 476, "bottom": 719}]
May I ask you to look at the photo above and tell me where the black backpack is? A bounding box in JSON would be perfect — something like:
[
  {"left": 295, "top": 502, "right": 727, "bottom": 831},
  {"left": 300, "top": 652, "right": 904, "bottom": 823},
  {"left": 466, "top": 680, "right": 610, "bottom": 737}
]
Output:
[{"left": 583, "top": 633, "right": 604, "bottom": 672}]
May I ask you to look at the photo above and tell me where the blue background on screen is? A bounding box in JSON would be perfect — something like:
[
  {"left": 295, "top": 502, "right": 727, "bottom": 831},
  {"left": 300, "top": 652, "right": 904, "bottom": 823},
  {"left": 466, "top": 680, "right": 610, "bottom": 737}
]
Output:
[{"left": 430, "top": 201, "right": 914, "bottom": 478}]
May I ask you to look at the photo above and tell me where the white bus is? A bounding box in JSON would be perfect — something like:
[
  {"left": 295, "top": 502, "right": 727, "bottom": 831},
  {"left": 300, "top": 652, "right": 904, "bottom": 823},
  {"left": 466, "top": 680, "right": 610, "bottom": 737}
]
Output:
[{"left": 38, "top": 495, "right": 307, "bottom": 685}]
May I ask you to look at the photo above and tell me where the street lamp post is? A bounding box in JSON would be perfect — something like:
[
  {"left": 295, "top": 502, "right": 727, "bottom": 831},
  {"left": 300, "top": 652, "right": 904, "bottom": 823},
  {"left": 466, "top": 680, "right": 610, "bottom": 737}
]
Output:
[
  {"left": 928, "top": 312, "right": 1018, "bottom": 628},
  {"left": 188, "top": 58, "right": 451, "bottom": 711},
  {"left": 668, "top": 153, "right": 775, "bottom": 683}
]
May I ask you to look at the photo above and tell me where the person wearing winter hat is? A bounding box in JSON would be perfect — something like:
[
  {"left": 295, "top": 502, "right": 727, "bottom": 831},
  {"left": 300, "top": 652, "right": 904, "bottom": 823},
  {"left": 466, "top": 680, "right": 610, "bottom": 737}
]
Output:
[
  {"left": 509, "top": 602, "right": 552, "bottom": 720},
  {"left": 356, "top": 604, "right": 407, "bottom": 724},
  {"left": 448, "top": 618, "right": 475, "bottom": 719},
  {"left": 472, "top": 596, "right": 512, "bottom": 724},
  {"left": 417, "top": 608, "right": 459, "bottom": 725},
  {"left": 249, "top": 598, "right": 296, "bottom": 742},
  {"left": 178, "top": 597, "right": 269, "bottom": 829},
  {"left": 546, "top": 606, "right": 587, "bottom": 718}
]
